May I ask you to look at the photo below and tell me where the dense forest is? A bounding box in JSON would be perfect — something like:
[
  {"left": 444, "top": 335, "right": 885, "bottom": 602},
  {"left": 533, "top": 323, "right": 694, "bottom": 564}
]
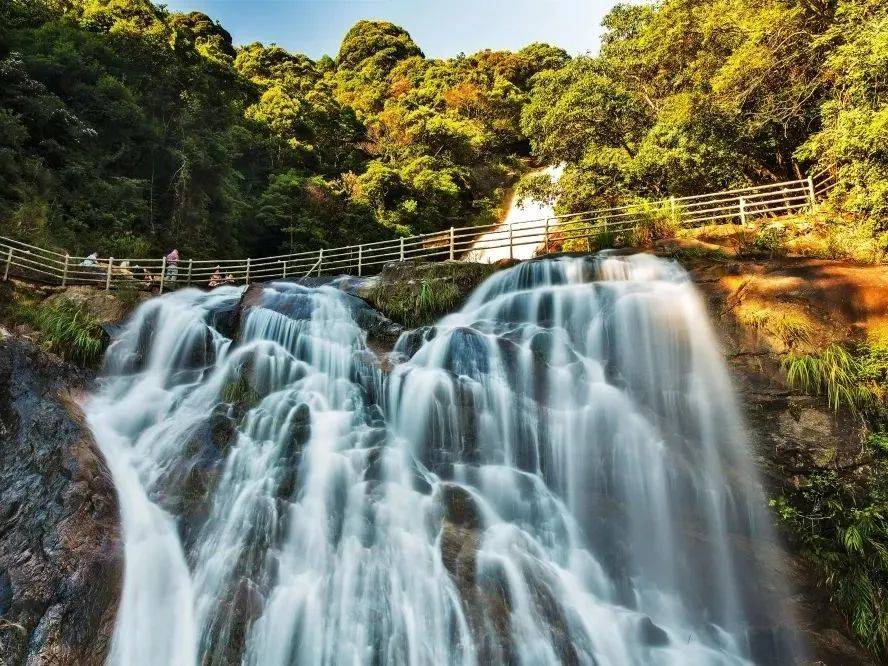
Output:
[
  {"left": 523, "top": 0, "right": 888, "bottom": 225},
  {"left": 0, "top": 0, "right": 568, "bottom": 258},
  {"left": 0, "top": 0, "right": 885, "bottom": 259}
]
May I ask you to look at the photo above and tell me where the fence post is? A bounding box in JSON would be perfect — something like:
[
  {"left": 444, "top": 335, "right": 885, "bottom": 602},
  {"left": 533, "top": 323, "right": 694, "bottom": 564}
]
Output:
[
  {"left": 318, "top": 248, "right": 324, "bottom": 274},
  {"left": 670, "top": 196, "right": 678, "bottom": 225},
  {"left": 3, "top": 247, "right": 12, "bottom": 281},
  {"left": 245, "top": 257, "right": 251, "bottom": 285},
  {"left": 739, "top": 197, "right": 747, "bottom": 226},
  {"left": 282, "top": 260, "right": 288, "bottom": 279},
  {"left": 159, "top": 256, "right": 166, "bottom": 294},
  {"left": 807, "top": 175, "right": 817, "bottom": 206},
  {"left": 186, "top": 259, "right": 193, "bottom": 286},
  {"left": 105, "top": 257, "right": 114, "bottom": 291},
  {"left": 544, "top": 218, "right": 550, "bottom": 254},
  {"left": 61, "top": 254, "right": 69, "bottom": 287},
  {"left": 399, "top": 237, "right": 405, "bottom": 262},
  {"left": 358, "top": 246, "right": 363, "bottom": 276},
  {"left": 449, "top": 227, "right": 455, "bottom": 261},
  {"left": 509, "top": 223, "right": 514, "bottom": 260}
]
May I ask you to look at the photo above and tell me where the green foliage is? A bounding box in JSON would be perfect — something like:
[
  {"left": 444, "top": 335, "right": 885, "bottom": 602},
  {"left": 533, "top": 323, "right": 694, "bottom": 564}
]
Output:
[
  {"left": 24, "top": 297, "right": 104, "bottom": 365},
  {"left": 336, "top": 20, "right": 422, "bottom": 75},
  {"left": 782, "top": 344, "right": 879, "bottom": 413},
  {"left": 368, "top": 261, "right": 495, "bottom": 327},
  {"left": 628, "top": 200, "right": 676, "bottom": 247},
  {"left": 523, "top": 0, "right": 888, "bottom": 243},
  {"left": 799, "top": 0, "right": 888, "bottom": 228},
  {"left": 221, "top": 373, "right": 260, "bottom": 407},
  {"left": 771, "top": 446, "right": 888, "bottom": 657},
  {"left": 736, "top": 226, "right": 787, "bottom": 259},
  {"left": 665, "top": 244, "right": 730, "bottom": 263},
  {"left": 0, "top": 2, "right": 569, "bottom": 260},
  {"left": 370, "top": 277, "right": 460, "bottom": 328}
]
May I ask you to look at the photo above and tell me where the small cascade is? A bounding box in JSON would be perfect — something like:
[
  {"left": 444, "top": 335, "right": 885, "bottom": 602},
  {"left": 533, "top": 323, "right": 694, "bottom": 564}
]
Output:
[
  {"left": 468, "top": 165, "right": 563, "bottom": 263},
  {"left": 86, "top": 255, "right": 803, "bottom": 665}
]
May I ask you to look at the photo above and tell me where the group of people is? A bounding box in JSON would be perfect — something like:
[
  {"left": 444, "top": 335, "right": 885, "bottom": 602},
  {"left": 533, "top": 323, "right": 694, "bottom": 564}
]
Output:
[
  {"left": 208, "top": 266, "right": 235, "bottom": 287},
  {"left": 78, "top": 248, "right": 234, "bottom": 290}
]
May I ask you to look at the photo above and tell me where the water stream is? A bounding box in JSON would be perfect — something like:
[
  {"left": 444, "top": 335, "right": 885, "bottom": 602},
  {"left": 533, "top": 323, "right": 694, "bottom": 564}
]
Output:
[
  {"left": 467, "top": 165, "right": 563, "bottom": 263},
  {"left": 86, "top": 254, "right": 802, "bottom": 665}
]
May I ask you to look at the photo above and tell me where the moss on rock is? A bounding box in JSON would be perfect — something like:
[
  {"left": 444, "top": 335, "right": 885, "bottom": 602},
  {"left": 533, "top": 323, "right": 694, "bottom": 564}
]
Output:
[{"left": 363, "top": 260, "right": 499, "bottom": 327}]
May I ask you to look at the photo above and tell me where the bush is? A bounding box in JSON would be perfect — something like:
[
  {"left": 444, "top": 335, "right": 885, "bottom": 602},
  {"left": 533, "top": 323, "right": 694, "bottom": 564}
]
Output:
[
  {"left": 367, "top": 261, "right": 496, "bottom": 327},
  {"left": 771, "top": 451, "right": 888, "bottom": 657},
  {"left": 629, "top": 200, "right": 677, "bottom": 247}
]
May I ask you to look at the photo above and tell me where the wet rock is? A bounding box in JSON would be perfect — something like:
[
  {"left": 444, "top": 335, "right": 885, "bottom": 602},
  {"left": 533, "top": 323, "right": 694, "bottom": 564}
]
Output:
[
  {"left": 208, "top": 299, "right": 240, "bottom": 339},
  {"left": 287, "top": 402, "right": 311, "bottom": 450},
  {"left": 153, "top": 404, "right": 239, "bottom": 547},
  {"left": 393, "top": 325, "right": 437, "bottom": 360},
  {"left": 638, "top": 616, "right": 669, "bottom": 647},
  {"left": 747, "top": 626, "right": 805, "bottom": 666},
  {"left": 177, "top": 325, "right": 217, "bottom": 370},
  {"left": 525, "top": 573, "right": 582, "bottom": 666},
  {"left": 439, "top": 520, "right": 514, "bottom": 664},
  {"left": 202, "top": 577, "right": 266, "bottom": 666},
  {"left": 210, "top": 404, "right": 239, "bottom": 453},
  {"left": 692, "top": 263, "right": 878, "bottom": 665},
  {"left": 0, "top": 570, "right": 11, "bottom": 615},
  {"left": 0, "top": 337, "right": 122, "bottom": 665},
  {"left": 230, "top": 283, "right": 266, "bottom": 342},
  {"left": 440, "top": 483, "right": 483, "bottom": 530},
  {"left": 276, "top": 402, "right": 311, "bottom": 499}
]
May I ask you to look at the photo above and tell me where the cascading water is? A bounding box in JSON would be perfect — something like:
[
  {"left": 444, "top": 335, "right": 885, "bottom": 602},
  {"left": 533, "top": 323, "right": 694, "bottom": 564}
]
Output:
[{"left": 86, "top": 254, "right": 802, "bottom": 666}]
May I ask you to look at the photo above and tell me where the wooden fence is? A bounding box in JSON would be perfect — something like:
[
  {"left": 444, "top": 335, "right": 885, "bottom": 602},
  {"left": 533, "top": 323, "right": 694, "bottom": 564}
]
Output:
[{"left": 1, "top": 169, "right": 836, "bottom": 292}]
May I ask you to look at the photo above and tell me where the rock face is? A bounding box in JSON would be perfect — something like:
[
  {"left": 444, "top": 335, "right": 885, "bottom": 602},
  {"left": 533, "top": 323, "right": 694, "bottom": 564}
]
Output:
[
  {"left": 688, "top": 258, "right": 880, "bottom": 666},
  {"left": 0, "top": 334, "right": 122, "bottom": 665}
]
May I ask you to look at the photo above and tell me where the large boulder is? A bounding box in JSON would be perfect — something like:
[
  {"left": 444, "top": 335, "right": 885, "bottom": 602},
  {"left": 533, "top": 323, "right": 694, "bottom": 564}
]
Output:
[{"left": 0, "top": 334, "right": 122, "bottom": 665}]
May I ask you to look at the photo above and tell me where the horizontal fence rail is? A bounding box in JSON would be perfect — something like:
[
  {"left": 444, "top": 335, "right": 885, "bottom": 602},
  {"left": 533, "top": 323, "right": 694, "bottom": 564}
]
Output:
[{"left": 1, "top": 170, "right": 837, "bottom": 292}]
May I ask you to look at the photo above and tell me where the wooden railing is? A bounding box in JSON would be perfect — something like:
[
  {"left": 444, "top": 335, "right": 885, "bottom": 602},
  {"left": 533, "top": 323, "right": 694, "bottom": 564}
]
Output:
[{"left": 1, "top": 169, "right": 836, "bottom": 292}]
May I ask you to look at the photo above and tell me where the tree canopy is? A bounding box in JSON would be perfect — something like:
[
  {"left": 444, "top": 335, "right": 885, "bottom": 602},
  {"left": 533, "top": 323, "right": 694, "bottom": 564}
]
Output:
[
  {"left": 522, "top": 0, "right": 888, "bottom": 225},
  {"left": 0, "top": 0, "right": 884, "bottom": 260},
  {"left": 0, "top": 3, "right": 568, "bottom": 257}
]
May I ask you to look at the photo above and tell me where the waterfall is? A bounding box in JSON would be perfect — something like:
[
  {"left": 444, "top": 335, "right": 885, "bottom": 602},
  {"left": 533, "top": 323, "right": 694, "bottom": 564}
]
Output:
[
  {"left": 467, "top": 165, "right": 563, "bottom": 263},
  {"left": 86, "top": 254, "right": 802, "bottom": 666}
]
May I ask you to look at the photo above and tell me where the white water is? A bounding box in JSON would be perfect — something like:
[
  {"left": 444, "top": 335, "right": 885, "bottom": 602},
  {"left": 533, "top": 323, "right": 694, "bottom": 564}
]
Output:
[
  {"left": 86, "top": 254, "right": 802, "bottom": 665},
  {"left": 468, "top": 165, "right": 563, "bottom": 263}
]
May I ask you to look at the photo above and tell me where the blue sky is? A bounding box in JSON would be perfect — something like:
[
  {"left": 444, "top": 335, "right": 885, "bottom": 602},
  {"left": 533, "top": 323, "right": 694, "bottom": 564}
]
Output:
[{"left": 161, "top": 0, "right": 617, "bottom": 59}]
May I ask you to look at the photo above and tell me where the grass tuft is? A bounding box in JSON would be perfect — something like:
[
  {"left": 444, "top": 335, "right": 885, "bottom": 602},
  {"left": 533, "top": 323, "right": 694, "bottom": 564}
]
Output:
[
  {"left": 782, "top": 344, "right": 877, "bottom": 413},
  {"left": 23, "top": 298, "right": 105, "bottom": 365}
]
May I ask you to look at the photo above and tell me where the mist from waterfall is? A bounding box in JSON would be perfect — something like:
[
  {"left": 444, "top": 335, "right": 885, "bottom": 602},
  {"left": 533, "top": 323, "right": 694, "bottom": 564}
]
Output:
[{"left": 85, "top": 254, "right": 802, "bottom": 666}]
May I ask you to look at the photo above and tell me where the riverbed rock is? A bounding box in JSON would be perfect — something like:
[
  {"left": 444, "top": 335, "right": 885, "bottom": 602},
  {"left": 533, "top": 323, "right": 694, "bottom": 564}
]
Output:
[{"left": 0, "top": 335, "right": 122, "bottom": 665}]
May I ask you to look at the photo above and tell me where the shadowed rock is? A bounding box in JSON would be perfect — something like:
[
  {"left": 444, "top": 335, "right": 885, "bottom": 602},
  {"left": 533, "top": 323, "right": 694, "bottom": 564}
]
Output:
[{"left": 0, "top": 336, "right": 122, "bottom": 665}]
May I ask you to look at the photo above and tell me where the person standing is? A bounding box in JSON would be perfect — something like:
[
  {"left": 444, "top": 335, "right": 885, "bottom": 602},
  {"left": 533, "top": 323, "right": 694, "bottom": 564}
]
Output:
[{"left": 165, "top": 249, "right": 180, "bottom": 283}]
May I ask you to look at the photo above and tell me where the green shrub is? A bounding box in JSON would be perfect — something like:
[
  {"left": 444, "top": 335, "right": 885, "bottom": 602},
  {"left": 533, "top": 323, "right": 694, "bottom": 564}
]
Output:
[
  {"left": 771, "top": 447, "right": 888, "bottom": 657},
  {"left": 221, "top": 374, "right": 260, "bottom": 407},
  {"left": 368, "top": 261, "right": 496, "bottom": 327},
  {"left": 371, "top": 278, "right": 461, "bottom": 327},
  {"left": 630, "top": 200, "right": 677, "bottom": 246}
]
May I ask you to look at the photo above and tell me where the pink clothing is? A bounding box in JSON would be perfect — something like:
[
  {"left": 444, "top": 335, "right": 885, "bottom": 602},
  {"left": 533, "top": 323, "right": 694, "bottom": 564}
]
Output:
[{"left": 166, "top": 249, "right": 180, "bottom": 265}]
